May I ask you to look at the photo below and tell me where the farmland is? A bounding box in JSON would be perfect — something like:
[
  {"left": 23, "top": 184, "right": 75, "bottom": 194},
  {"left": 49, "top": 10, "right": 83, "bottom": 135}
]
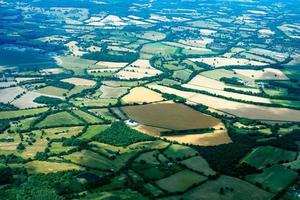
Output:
[{"left": 1, "top": 0, "right": 300, "bottom": 199}]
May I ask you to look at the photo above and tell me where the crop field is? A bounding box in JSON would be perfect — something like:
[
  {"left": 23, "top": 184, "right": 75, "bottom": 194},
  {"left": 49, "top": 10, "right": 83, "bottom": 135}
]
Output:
[
  {"left": 116, "top": 59, "right": 162, "bottom": 80},
  {"left": 240, "top": 146, "right": 297, "bottom": 169},
  {"left": 1, "top": 0, "right": 300, "bottom": 199},
  {"left": 189, "top": 57, "right": 268, "bottom": 68},
  {"left": 0, "top": 86, "right": 26, "bottom": 103},
  {"left": 61, "top": 77, "right": 96, "bottom": 86},
  {"left": 245, "top": 165, "right": 298, "bottom": 193},
  {"left": 24, "top": 161, "right": 83, "bottom": 174},
  {"left": 201, "top": 69, "right": 254, "bottom": 82},
  {"left": 122, "top": 102, "right": 222, "bottom": 130},
  {"left": 150, "top": 85, "right": 300, "bottom": 122},
  {"left": 233, "top": 68, "right": 289, "bottom": 80},
  {"left": 122, "top": 87, "right": 164, "bottom": 104},
  {"left": 11, "top": 91, "right": 45, "bottom": 109},
  {"left": 183, "top": 75, "right": 260, "bottom": 93}
]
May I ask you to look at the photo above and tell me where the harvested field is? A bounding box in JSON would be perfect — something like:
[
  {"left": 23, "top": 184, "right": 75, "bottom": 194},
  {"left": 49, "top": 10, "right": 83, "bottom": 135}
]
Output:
[
  {"left": 189, "top": 57, "right": 267, "bottom": 68},
  {"left": 233, "top": 68, "right": 289, "bottom": 80},
  {"left": 184, "top": 75, "right": 259, "bottom": 93},
  {"left": 62, "top": 77, "right": 96, "bottom": 86},
  {"left": 0, "top": 86, "right": 26, "bottom": 103},
  {"left": 122, "top": 102, "right": 222, "bottom": 130},
  {"left": 183, "top": 84, "right": 271, "bottom": 104},
  {"left": 115, "top": 59, "right": 162, "bottom": 80},
  {"left": 122, "top": 87, "right": 164, "bottom": 104},
  {"left": 149, "top": 85, "right": 300, "bottom": 122},
  {"left": 95, "top": 61, "right": 128, "bottom": 68}
]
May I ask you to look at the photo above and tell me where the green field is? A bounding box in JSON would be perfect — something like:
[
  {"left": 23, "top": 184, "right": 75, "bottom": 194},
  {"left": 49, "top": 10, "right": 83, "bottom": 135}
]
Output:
[
  {"left": 172, "top": 69, "right": 193, "bottom": 82},
  {"left": 72, "top": 109, "right": 103, "bottom": 124},
  {"left": 245, "top": 165, "right": 298, "bottom": 193},
  {"left": 240, "top": 146, "right": 297, "bottom": 169},
  {"left": 162, "top": 175, "right": 273, "bottom": 200},
  {"left": 0, "top": 107, "right": 48, "bottom": 120},
  {"left": 36, "top": 86, "right": 68, "bottom": 97},
  {"left": 163, "top": 144, "right": 198, "bottom": 161},
  {"left": 155, "top": 169, "right": 207, "bottom": 193},
  {"left": 180, "top": 156, "right": 216, "bottom": 176},
  {"left": 79, "top": 125, "right": 109, "bottom": 140},
  {"left": 36, "top": 111, "right": 84, "bottom": 128},
  {"left": 141, "top": 42, "right": 179, "bottom": 55}
]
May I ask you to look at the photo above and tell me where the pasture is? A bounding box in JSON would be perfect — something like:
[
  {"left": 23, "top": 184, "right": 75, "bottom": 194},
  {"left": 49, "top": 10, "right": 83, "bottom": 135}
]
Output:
[
  {"left": 240, "top": 146, "right": 297, "bottom": 169},
  {"left": 155, "top": 169, "right": 207, "bottom": 193},
  {"left": 245, "top": 165, "right": 298, "bottom": 193},
  {"left": 36, "top": 111, "right": 84, "bottom": 128}
]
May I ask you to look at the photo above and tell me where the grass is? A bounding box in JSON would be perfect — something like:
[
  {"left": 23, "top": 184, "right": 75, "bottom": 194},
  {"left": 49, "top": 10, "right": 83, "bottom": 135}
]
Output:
[
  {"left": 8, "top": 117, "right": 38, "bottom": 132},
  {"left": 180, "top": 156, "right": 216, "bottom": 176},
  {"left": 201, "top": 69, "right": 253, "bottom": 82},
  {"left": 63, "top": 150, "right": 115, "bottom": 171},
  {"left": 141, "top": 42, "right": 178, "bottom": 55},
  {"left": 155, "top": 169, "right": 207, "bottom": 193},
  {"left": 36, "top": 86, "right": 68, "bottom": 97},
  {"left": 172, "top": 69, "right": 193, "bottom": 82},
  {"left": 49, "top": 142, "right": 75, "bottom": 154},
  {"left": 245, "top": 165, "right": 298, "bottom": 193},
  {"left": 81, "top": 188, "right": 148, "bottom": 200},
  {"left": 240, "top": 146, "right": 297, "bottom": 169},
  {"left": 164, "top": 175, "right": 273, "bottom": 200},
  {"left": 0, "top": 107, "right": 48, "bottom": 120},
  {"left": 79, "top": 125, "right": 109, "bottom": 140},
  {"left": 71, "top": 98, "right": 118, "bottom": 107},
  {"left": 72, "top": 109, "right": 103, "bottom": 124},
  {"left": 163, "top": 144, "right": 198, "bottom": 161},
  {"left": 41, "top": 126, "right": 84, "bottom": 139},
  {"left": 88, "top": 108, "right": 115, "bottom": 121},
  {"left": 36, "top": 111, "right": 84, "bottom": 128},
  {"left": 272, "top": 99, "right": 300, "bottom": 108}
]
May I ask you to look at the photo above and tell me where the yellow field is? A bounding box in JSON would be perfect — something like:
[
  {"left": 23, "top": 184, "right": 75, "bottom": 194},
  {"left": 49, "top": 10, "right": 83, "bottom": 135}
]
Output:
[
  {"left": 24, "top": 161, "right": 83, "bottom": 174},
  {"left": 233, "top": 68, "right": 289, "bottom": 80},
  {"left": 122, "top": 87, "right": 164, "bottom": 104},
  {"left": 62, "top": 77, "right": 96, "bottom": 86},
  {"left": 149, "top": 85, "right": 300, "bottom": 122}
]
